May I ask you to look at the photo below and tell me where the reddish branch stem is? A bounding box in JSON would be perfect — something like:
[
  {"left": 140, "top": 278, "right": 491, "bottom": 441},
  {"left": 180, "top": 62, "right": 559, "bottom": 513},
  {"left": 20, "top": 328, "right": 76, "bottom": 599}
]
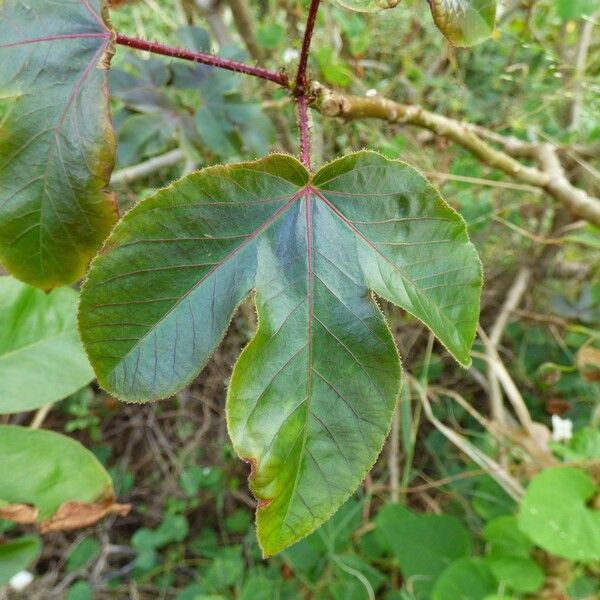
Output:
[
  {"left": 297, "top": 95, "right": 311, "bottom": 169},
  {"left": 294, "top": 0, "right": 322, "bottom": 169},
  {"left": 116, "top": 0, "right": 322, "bottom": 170},
  {"left": 115, "top": 33, "right": 289, "bottom": 87},
  {"left": 295, "top": 0, "right": 321, "bottom": 93}
]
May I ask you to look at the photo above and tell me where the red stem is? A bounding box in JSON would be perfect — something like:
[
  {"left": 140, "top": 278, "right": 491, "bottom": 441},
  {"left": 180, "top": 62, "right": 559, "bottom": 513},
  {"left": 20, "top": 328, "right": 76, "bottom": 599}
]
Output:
[
  {"left": 297, "top": 95, "right": 311, "bottom": 170},
  {"left": 295, "top": 0, "right": 321, "bottom": 94},
  {"left": 115, "top": 33, "right": 289, "bottom": 88},
  {"left": 117, "top": 0, "right": 321, "bottom": 171},
  {"left": 294, "top": 0, "right": 322, "bottom": 170}
]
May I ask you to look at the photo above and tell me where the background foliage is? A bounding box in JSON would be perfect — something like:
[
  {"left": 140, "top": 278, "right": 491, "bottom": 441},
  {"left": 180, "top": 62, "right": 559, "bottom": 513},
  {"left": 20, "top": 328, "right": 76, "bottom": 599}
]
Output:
[{"left": 0, "top": 0, "right": 599, "bottom": 598}]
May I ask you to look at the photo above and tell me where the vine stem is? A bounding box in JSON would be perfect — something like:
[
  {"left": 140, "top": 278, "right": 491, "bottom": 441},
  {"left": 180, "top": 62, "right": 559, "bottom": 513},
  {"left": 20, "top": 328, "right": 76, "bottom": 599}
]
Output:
[
  {"left": 294, "top": 0, "right": 322, "bottom": 169},
  {"left": 115, "top": 33, "right": 289, "bottom": 87}
]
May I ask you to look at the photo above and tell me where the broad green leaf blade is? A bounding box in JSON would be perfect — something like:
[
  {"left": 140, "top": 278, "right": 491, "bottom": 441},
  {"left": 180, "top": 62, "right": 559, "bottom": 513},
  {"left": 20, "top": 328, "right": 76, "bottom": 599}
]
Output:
[
  {"left": 483, "top": 516, "right": 544, "bottom": 594},
  {"left": 0, "top": 535, "right": 42, "bottom": 586},
  {"left": 79, "top": 151, "right": 482, "bottom": 554},
  {"left": 313, "top": 153, "right": 481, "bottom": 366},
  {"left": 0, "top": 0, "right": 117, "bottom": 288},
  {"left": 555, "top": 0, "right": 597, "bottom": 21},
  {"left": 228, "top": 196, "right": 400, "bottom": 556},
  {"left": 0, "top": 276, "right": 94, "bottom": 414},
  {"left": 432, "top": 558, "right": 498, "bottom": 600},
  {"left": 79, "top": 155, "right": 309, "bottom": 401},
  {"left": 518, "top": 467, "right": 600, "bottom": 563},
  {"left": 375, "top": 504, "right": 472, "bottom": 598},
  {"left": 0, "top": 425, "right": 126, "bottom": 530},
  {"left": 427, "top": 0, "right": 497, "bottom": 46},
  {"left": 334, "top": 0, "right": 400, "bottom": 12}
]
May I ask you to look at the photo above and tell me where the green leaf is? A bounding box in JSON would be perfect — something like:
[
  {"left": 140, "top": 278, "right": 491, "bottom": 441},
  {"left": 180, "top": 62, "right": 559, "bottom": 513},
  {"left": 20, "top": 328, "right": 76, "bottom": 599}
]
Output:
[
  {"left": 0, "top": 276, "right": 94, "bottom": 414},
  {"left": 0, "top": 0, "right": 117, "bottom": 288},
  {"left": 427, "top": 0, "right": 497, "bottom": 47},
  {"left": 432, "top": 558, "right": 498, "bottom": 600},
  {"left": 518, "top": 467, "right": 600, "bottom": 563},
  {"left": 483, "top": 515, "right": 533, "bottom": 555},
  {"left": 486, "top": 556, "right": 543, "bottom": 594},
  {"left": 202, "top": 547, "right": 245, "bottom": 591},
  {"left": 240, "top": 575, "right": 277, "bottom": 600},
  {"left": 225, "top": 508, "right": 251, "bottom": 534},
  {"left": 256, "top": 24, "right": 286, "bottom": 50},
  {"left": 66, "top": 537, "right": 101, "bottom": 572},
  {"left": 79, "top": 151, "right": 482, "bottom": 555},
  {"left": 315, "top": 47, "right": 354, "bottom": 87},
  {"left": 0, "top": 535, "right": 42, "bottom": 586},
  {"left": 334, "top": 0, "right": 400, "bottom": 12},
  {"left": 66, "top": 581, "right": 93, "bottom": 600},
  {"left": 0, "top": 426, "right": 121, "bottom": 529},
  {"left": 376, "top": 504, "right": 472, "bottom": 598},
  {"left": 555, "top": 0, "right": 597, "bottom": 21},
  {"left": 562, "top": 225, "right": 600, "bottom": 249},
  {"left": 483, "top": 516, "right": 544, "bottom": 594}
]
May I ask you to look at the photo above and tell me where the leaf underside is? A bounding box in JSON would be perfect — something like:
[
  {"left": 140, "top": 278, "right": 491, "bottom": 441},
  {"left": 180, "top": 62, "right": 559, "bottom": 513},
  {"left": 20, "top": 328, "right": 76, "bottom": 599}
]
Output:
[
  {"left": 0, "top": 0, "right": 117, "bottom": 288},
  {"left": 427, "top": 0, "right": 497, "bottom": 46},
  {"left": 79, "top": 151, "right": 482, "bottom": 555}
]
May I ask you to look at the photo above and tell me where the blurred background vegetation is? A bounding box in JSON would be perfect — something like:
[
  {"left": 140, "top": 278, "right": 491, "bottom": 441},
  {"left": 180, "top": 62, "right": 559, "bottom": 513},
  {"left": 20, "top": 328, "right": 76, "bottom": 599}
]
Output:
[{"left": 1, "top": 0, "right": 599, "bottom": 598}]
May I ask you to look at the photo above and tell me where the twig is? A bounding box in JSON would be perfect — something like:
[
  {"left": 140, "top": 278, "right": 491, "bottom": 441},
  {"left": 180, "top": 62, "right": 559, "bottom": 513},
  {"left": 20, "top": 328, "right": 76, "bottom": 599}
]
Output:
[
  {"left": 29, "top": 403, "right": 52, "bottom": 429},
  {"left": 115, "top": 33, "right": 289, "bottom": 87},
  {"left": 312, "top": 85, "right": 600, "bottom": 226},
  {"left": 473, "top": 341, "right": 535, "bottom": 438},
  {"left": 486, "top": 267, "right": 532, "bottom": 424},
  {"left": 568, "top": 12, "right": 598, "bottom": 130},
  {"left": 426, "top": 171, "right": 540, "bottom": 193},
  {"left": 388, "top": 404, "right": 400, "bottom": 503},
  {"left": 226, "top": 0, "right": 264, "bottom": 63},
  {"left": 110, "top": 149, "right": 185, "bottom": 186},
  {"left": 401, "top": 468, "right": 488, "bottom": 493},
  {"left": 409, "top": 375, "right": 524, "bottom": 500},
  {"left": 195, "top": 0, "right": 233, "bottom": 47}
]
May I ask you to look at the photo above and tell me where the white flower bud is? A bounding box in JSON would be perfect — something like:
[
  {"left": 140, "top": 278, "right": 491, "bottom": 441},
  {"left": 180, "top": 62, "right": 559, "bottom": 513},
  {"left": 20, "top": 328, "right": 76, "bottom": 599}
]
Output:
[
  {"left": 9, "top": 571, "right": 34, "bottom": 592},
  {"left": 551, "top": 415, "right": 573, "bottom": 443}
]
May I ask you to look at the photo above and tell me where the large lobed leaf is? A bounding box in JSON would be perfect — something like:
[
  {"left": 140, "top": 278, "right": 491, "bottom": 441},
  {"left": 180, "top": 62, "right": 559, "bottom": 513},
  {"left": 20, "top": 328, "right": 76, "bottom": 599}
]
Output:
[
  {"left": 0, "top": 0, "right": 117, "bottom": 288},
  {"left": 79, "top": 151, "right": 482, "bottom": 555},
  {"left": 0, "top": 276, "right": 94, "bottom": 414}
]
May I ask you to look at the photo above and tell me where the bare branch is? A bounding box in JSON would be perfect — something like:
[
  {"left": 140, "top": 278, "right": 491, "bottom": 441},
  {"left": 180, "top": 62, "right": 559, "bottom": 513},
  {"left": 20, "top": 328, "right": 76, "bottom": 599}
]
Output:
[
  {"left": 312, "top": 84, "right": 600, "bottom": 226},
  {"left": 110, "top": 150, "right": 185, "bottom": 186}
]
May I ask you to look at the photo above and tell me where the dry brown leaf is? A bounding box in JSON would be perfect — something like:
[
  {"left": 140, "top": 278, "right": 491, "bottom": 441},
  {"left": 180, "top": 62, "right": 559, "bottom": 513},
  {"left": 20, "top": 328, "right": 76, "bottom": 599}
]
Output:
[
  {"left": 39, "top": 499, "right": 131, "bottom": 533},
  {"left": 0, "top": 503, "right": 39, "bottom": 524},
  {"left": 108, "top": 0, "right": 138, "bottom": 7},
  {"left": 577, "top": 346, "right": 600, "bottom": 381}
]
